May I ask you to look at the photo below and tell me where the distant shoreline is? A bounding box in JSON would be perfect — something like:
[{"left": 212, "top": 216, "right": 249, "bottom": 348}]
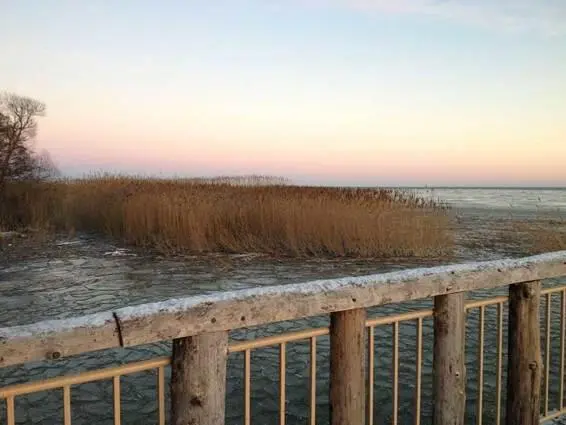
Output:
[{"left": 396, "top": 186, "right": 566, "bottom": 190}]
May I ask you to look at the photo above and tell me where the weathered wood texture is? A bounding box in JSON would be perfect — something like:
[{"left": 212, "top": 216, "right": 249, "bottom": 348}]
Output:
[
  {"left": 506, "top": 281, "right": 542, "bottom": 425},
  {"left": 0, "top": 313, "right": 119, "bottom": 369},
  {"left": 329, "top": 308, "right": 366, "bottom": 425},
  {"left": 171, "top": 331, "right": 228, "bottom": 425},
  {"left": 1, "top": 251, "right": 565, "bottom": 367},
  {"left": 433, "top": 293, "right": 466, "bottom": 425}
]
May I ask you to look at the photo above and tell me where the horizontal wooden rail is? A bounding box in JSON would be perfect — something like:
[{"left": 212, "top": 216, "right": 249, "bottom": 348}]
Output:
[{"left": 1, "top": 250, "right": 566, "bottom": 368}]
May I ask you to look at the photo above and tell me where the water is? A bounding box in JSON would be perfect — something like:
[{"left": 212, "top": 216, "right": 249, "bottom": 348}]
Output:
[
  {"left": 1, "top": 188, "right": 565, "bottom": 424},
  {"left": 415, "top": 187, "right": 565, "bottom": 213}
]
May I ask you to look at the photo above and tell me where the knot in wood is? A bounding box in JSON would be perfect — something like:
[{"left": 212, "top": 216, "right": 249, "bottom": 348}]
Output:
[
  {"left": 529, "top": 361, "right": 538, "bottom": 371},
  {"left": 47, "top": 351, "right": 61, "bottom": 360},
  {"left": 521, "top": 285, "right": 536, "bottom": 299},
  {"left": 190, "top": 395, "right": 203, "bottom": 406}
]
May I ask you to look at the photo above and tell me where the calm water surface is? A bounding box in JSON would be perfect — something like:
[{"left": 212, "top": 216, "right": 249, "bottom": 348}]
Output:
[
  {"left": 1, "top": 188, "right": 565, "bottom": 424},
  {"left": 415, "top": 187, "right": 565, "bottom": 213}
]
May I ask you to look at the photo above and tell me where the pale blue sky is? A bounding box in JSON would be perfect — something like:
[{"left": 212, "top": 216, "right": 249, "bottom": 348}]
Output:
[{"left": 2, "top": 0, "right": 565, "bottom": 185}]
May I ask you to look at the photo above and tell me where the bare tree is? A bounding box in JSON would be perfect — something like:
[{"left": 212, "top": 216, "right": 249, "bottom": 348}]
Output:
[
  {"left": 32, "top": 149, "right": 60, "bottom": 180},
  {"left": 0, "top": 93, "right": 47, "bottom": 192}
]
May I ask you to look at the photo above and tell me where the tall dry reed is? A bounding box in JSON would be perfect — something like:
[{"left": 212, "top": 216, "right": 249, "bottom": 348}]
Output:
[
  {"left": 1, "top": 175, "right": 453, "bottom": 258},
  {"left": 508, "top": 217, "right": 566, "bottom": 253}
]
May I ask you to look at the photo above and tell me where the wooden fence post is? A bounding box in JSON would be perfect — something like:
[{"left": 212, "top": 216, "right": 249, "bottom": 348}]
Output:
[
  {"left": 433, "top": 292, "right": 466, "bottom": 425},
  {"left": 171, "top": 331, "right": 229, "bottom": 425},
  {"left": 506, "top": 281, "right": 541, "bottom": 425},
  {"left": 330, "top": 308, "right": 366, "bottom": 425}
]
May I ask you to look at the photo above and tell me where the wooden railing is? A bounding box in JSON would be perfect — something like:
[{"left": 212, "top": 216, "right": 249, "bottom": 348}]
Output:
[{"left": 1, "top": 251, "right": 566, "bottom": 425}]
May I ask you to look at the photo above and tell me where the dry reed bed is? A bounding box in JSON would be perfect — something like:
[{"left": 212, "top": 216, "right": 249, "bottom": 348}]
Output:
[
  {"left": 507, "top": 217, "right": 566, "bottom": 253},
  {"left": 1, "top": 176, "right": 453, "bottom": 258}
]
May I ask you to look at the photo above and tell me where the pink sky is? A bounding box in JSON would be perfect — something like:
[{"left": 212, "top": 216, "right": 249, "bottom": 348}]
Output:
[{"left": 5, "top": 0, "right": 566, "bottom": 186}]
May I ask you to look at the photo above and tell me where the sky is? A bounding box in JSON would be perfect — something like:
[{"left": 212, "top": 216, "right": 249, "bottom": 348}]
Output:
[{"left": 2, "top": 0, "right": 565, "bottom": 186}]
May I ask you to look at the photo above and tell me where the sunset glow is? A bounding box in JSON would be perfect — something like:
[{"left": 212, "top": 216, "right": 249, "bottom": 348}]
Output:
[{"left": 3, "top": 0, "right": 565, "bottom": 186}]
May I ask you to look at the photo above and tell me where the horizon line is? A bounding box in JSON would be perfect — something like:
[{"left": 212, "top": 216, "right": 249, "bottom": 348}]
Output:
[{"left": 50, "top": 173, "right": 566, "bottom": 189}]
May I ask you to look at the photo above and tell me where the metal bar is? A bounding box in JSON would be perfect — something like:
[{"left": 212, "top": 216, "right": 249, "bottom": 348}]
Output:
[
  {"left": 244, "top": 349, "right": 251, "bottom": 425},
  {"left": 496, "top": 302, "right": 503, "bottom": 425},
  {"left": 64, "top": 385, "right": 72, "bottom": 425},
  {"left": 393, "top": 321, "right": 399, "bottom": 425},
  {"left": 113, "top": 376, "right": 121, "bottom": 425},
  {"left": 6, "top": 396, "right": 15, "bottom": 425},
  {"left": 545, "top": 292, "right": 551, "bottom": 416},
  {"left": 365, "top": 295, "right": 507, "bottom": 328},
  {"left": 466, "top": 296, "right": 509, "bottom": 310},
  {"left": 415, "top": 317, "right": 423, "bottom": 425},
  {"left": 477, "top": 306, "right": 485, "bottom": 425},
  {"left": 0, "top": 356, "right": 170, "bottom": 398},
  {"left": 367, "top": 326, "right": 375, "bottom": 425},
  {"left": 309, "top": 336, "right": 317, "bottom": 425},
  {"left": 366, "top": 309, "right": 432, "bottom": 327},
  {"left": 157, "top": 366, "right": 165, "bottom": 425},
  {"left": 542, "top": 286, "right": 566, "bottom": 295},
  {"left": 279, "top": 342, "right": 286, "bottom": 425},
  {"left": 229, "top": 328, "right": 329, "bottom": 353},
  {"left": 561, "top": 290, "right": 565, "bottom": 411},
  {"left": 541, "top": 408, "right": 566, "bottom": 422}
]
